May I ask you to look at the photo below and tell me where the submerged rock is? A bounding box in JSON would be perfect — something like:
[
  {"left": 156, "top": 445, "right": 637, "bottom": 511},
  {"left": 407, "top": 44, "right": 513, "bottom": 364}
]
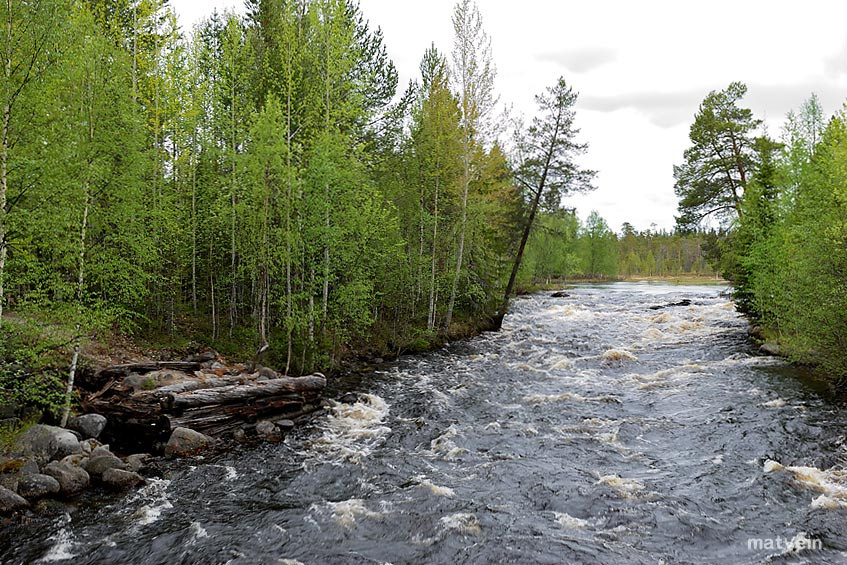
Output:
[
  {"left": 17, "top": 473, "right": 61, "bottom": 499},
  {"left": 68, "top": 414, "right": 107, "bottom": 440},
  {"left": 42, "top": 461, "right": 89, "bottom": 497},
  {"left": 648, "top": 299, "right": 692, "bottom": 310},
  {"left": 165, "top": 427, "right": 212, "bottom": 457},
  {"left": 101, "top": 468, "right": 144, "bottom": 490},
  {"left": 550, "top": 291, "right": 570, "bottom": 298},
  {"left": 0, "top": 486, "right": 28, "bottom": 513}
]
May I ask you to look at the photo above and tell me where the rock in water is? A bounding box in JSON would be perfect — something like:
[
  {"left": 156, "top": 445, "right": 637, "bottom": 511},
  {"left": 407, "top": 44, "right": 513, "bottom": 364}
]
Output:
[
  {"left": 68, "top": 414, "right": 107, "bottom": 440},
  {"left": 124, "top": 454, "right": 150, "bottom": 474},
  {"left": 101, "top": 468, "right": 144, "bottom": 490},
  {"left": 165, "top": 427, "right": 212, "bottom": 457},
  {"left": 13, "top": 425, "right": 82, "bottom": 463},
  {"left": 17, "top": 473, "right": 61, "bottom": 499},
  {"left": 274, "top": 419, "right": 295, "bottom": 431},
  {"left": 255, "top": 420, "right": 277, "bottom": 437},
  {"left": 42, "top": 461, "right": 90, "bottom": 497},
  {"left": 85, "top": 450, "right": 126, "bottom": 478},
  {"left": 551, "top": 291, "right": 570, "bottom": 298},
  {"left": 0, "top": 486, "right": 28, "bottom": 513}
]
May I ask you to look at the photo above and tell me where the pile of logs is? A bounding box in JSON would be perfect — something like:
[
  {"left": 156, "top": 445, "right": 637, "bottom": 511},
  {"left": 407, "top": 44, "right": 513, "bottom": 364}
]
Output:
[{"left": 80, "top": 356, "right": 326, "bottom": 450}]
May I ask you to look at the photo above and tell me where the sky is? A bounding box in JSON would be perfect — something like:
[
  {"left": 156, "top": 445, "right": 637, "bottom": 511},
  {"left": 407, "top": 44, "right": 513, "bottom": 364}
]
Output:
[{"left": 172, "top": 0, "right": 847, "bottom": 232}]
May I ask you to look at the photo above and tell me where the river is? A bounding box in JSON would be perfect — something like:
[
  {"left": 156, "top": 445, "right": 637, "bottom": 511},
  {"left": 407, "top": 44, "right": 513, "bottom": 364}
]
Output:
[{"left": 4, "top": 282, "right": 847, "bottom": 564}]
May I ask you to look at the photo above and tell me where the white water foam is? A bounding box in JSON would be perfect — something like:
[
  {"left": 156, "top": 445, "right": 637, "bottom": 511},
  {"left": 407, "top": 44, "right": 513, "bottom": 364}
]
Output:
[
  {"left": 765, "top": 459, "right": 847, "bottom": 508},
  {"left": 596, "top": 474, "right": 646, "bottom": 498},
  {"left": 38, "top": 514, "right": 76, "bottom": 562},
  {"left": 315, "top": 393, "right": 391, "bottom": 463},
  {"left": 130, "top": 478, "right": 173, "bottom": 526},
  {"left": 439, "top": 512, "right": 481, "bottom": 535},
  {"left": 552, "top": 511, "right": 592, "bottom": 529},
  {"left": 322, "top": 499, "right": 388, "bottom": 528}
]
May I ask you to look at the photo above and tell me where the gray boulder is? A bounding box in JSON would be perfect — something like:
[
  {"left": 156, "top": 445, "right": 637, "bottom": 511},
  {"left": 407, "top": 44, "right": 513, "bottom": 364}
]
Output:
[
  {"left": 13, "top": 425, "right": 81, "bottom": 462},
  {"left": 18, "top": 473, "right": 61, "bottom": 499},
  {"left": 760, "top": 343, "right": 781, "bottom": 356},
  {"left": 0, "top": 486, "right": 28, "bottom": 513},
  {"left": 165, "top": 427, "right": 212, "bottom": 457},
  {"left": 123, "top": 454, "right": 150, "bottom": 474},
  {"left": 274, "top": 419, "right": 295, "bottom": 431},
  {"left": 80, "top": 438, "right": 103, "bottom": 454},
  {"left": 60, "top": 453, "right": 88, "bottom": 468},
  {"left": 42, "top": 461, "right": 90, "bottom": 497},
  {"left": 68, "top": 414, "right": 107, "bottom": 440},
  {"left": 255, "top": 420, "right": 277, "bottom": 437},
  {"left": 86, "top": 451, "right": 126, "bottom": 477},
  {"left": 101, "top": 468, "right": 144, "bottom": 490}
]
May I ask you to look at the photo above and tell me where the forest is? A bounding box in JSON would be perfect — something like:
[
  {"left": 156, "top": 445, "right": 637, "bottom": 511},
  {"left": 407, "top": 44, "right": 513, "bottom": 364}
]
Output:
[
  {"left": 0, "top": 0, "right": 618, "bottom": 419},
  {"left": 673, "top": 83, "right": 847, "bottom": 381}
]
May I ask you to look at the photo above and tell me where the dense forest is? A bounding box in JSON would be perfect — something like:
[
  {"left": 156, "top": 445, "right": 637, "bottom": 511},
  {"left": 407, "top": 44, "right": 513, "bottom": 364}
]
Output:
[
  {"left": 673, "top": 84, "right": 847, "bottom": 380},
  {"left": 0, "top": 0, "right": 614, "bottom": 418}
]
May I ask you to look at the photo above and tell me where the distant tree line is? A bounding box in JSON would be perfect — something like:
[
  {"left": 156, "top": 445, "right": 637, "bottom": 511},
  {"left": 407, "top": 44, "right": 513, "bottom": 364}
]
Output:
[{"left": 517, "top": 211, "right": 716, "bottom": 284}]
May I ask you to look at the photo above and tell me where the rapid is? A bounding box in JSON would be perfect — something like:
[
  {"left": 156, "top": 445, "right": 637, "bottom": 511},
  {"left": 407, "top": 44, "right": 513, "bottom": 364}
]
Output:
[{"left": 5, "top": 283, "right": 847, "bottom": 564}]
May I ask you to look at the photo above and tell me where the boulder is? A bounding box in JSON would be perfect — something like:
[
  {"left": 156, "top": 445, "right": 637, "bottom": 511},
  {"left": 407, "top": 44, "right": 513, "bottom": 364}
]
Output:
[
  {"left": 42, "top": 461, "right": 89, "bottom": 497},
  {"left": 0, "top": 486, "right": 28, "bottom": 513},
  {"left": 68, "top": 414, "right": 107, "bottom": 440},
  {"left": 274, "top": 419, "right": 295, "bottom": 431},
  {"left": 550, "top": 291, "right": 570, "bottom": 298},
  {"left": 760, "top": 343, "right": 781, "bottom": 356},
  {"left": 17, "top": 473, "right": 61, "bottom": 499},
  {"left": 338, "top": 392, "right": 360, "bottom": 405},
  {"left": 85, "top": 451, "right": 126, "bottom": 477},
  {"left": 60, "top": 453, "right": 89, "bottom": 468},
  {"left": 101, "top": 468, "right": 144, "bottom": 490},
  {"left": 164, "top": 427, "right": 212, "bottom": 457},
  {"left": 13, "top": 425, "right": 82, "bottom": 463},
  {"left": 255, "top": 420, "right": 276, "bottom": 437},
  {"left": 123, "top": 454, "right": 150, "bottom": 474},
  {"left": 80, "top": 439, "right": 103, "bottom": 454}
]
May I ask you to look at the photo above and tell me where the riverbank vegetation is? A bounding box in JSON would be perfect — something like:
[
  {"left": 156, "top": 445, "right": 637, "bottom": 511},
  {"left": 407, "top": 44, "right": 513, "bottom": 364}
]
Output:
[{"left": 673, "top": 84, "right": 847, "bottom": 380}]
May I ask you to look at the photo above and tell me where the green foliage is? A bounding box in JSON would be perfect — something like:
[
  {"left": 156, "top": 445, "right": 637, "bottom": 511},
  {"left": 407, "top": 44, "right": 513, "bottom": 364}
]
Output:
[{"left": 674, "top": 82, "right": 761, "bottom": 229}]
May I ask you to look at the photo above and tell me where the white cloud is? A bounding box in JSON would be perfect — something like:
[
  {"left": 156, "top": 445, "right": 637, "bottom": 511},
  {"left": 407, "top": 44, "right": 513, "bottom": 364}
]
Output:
[{"left": 537, "top": 47, "right": 617, "bottom": 74}]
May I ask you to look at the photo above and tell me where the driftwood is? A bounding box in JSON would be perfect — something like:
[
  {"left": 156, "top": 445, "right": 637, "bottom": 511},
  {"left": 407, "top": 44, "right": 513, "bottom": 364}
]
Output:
[
  {"left": 96, "top": 361, "right": 202, "bottom": 379},
  {"left": 82, "top": 362, "right": 327, "bottom": 448},
  {"left": 166, "top": 375, "right": 326, "bottom": 410}
]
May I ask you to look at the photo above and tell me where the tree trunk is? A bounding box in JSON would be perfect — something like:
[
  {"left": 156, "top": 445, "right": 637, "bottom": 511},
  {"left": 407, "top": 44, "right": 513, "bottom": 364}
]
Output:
[
  {"left": 445, "top": 155, "right": 469, "bottom": 331},
  {"left": 427, "top": 177, "right": 439, "bottom": 330},
  {"left": 62, "top": 190, "right": 90, "bottom": 427}
]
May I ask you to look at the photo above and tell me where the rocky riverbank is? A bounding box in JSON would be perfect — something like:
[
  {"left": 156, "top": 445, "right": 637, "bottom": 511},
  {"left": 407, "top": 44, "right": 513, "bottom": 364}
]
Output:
[{"left": 0, "top": 349, "right": 332, "bottom": 517}]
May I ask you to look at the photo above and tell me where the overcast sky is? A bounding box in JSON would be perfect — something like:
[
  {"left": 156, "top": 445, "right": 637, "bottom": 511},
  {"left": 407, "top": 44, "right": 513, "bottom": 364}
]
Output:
[{"left": 172, "top": 0, "right": 847, "bottom": 232}]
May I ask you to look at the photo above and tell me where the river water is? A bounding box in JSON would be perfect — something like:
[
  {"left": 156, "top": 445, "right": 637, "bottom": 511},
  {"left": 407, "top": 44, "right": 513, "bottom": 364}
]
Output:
[{"left": 5, "top": 283, "right": 847, "bottom": 564}]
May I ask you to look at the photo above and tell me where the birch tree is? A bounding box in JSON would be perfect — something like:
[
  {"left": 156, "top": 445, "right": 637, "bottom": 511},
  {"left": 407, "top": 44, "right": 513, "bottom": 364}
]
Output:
[{"left": 444, "top": 0, "right": 496, "bottom": 331}]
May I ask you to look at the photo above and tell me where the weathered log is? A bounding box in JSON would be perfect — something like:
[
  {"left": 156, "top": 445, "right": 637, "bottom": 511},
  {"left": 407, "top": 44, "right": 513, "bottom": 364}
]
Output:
[
  {"left": 167, "top": 375, "right": 326, "bottom": 410},
  {"left": 95, "top": 361, "right": 201, "bottom": 380},
  {"left": 134, "top": 374, "right": 250, "bottom": 398},
  {"left": 165, "top": 395, "right": 318, "bottom": 436}
]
